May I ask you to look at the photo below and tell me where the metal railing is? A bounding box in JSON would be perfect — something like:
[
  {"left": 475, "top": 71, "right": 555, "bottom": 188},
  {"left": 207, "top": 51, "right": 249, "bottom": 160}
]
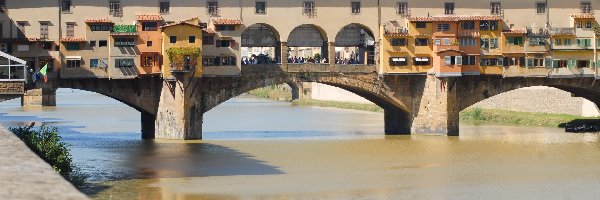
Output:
[
  {"left": 549, "top": 27, "right": 575, "bottom": 35},
  {"left": 170, "top": 63, "right": 194, "bottom": 73}
]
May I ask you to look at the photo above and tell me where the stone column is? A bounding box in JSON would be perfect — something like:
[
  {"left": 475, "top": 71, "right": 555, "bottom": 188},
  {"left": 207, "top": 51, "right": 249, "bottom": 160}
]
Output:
[
  {"left": 327, "top": 42, "right": 335, "bottom": 64},
  {"left": 155, "top": 76, "right": 203, "bottom": 140},
  {"left": 141, "top": 111, "right": 156, "bottom": 139},
  {"left": 21, "top": 87, "right": 56, "bottom": 106},
  {"left": 384, "top": 107, "right": 412, "bottom": 135},
  {"left": 280, "top": 42, "right": 288, "bottom": 65},
  {"left": 410, "top": 75, "right": 460, "bottom": 136}
]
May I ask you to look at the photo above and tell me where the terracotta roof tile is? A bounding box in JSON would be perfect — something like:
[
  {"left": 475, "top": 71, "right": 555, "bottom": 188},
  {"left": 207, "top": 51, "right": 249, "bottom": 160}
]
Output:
[
  {"left": 502, "top": 29, "right": 527, "bottom": 34},
  {"left": 0, "top": 38, "right": 39, "bottom": 43},
  {"left": 60, "top": 37, "right": 86, "bottom": 42},
  {"left": 202, "top": 28, "right": 216, "bottom": 34},
  {"left": 160, "top": 21, "right": 200, "bottom": 29},
  {"left": 385, "top": 32, "right": 411, "bottom": 37},
  {"left": 84, "top": 18, "right": 113, "bottom": 23},
  {"left": 436, "top": 48, "right": 463, "bottom": 54},
  {"left": 408, "top": 15, "right": 502, "bottom": 22},
  {"left": 212, "top": 18, "right": 243, "bottom": 25},
  {"left": 110, "top": 32, "right": 138, "bottom": 36},
  {"left": 571, "top": 14, "right": 595, "bottom": 19},
  {"left": 137, "top": 15, "right": 163, "bottom": 21}
]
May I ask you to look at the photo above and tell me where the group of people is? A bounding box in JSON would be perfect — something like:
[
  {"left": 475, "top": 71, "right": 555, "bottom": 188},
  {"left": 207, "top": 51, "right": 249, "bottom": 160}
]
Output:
[
  {"left": 242, "top": 54, "right": 277, "bottom": 65},
  {"left": 287, "top": 56, "right": 327, "bottom": 64},
  {"left": 335, "top": 57, "right": 361, "bottom": 65}
]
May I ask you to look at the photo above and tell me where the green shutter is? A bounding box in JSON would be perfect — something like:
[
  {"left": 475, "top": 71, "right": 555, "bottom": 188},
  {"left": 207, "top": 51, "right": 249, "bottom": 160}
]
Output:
[
  {"left": 590, "top": 60, "right": 595, "bottom": 68},
  {"left": 497, "top": 58, "right": 503, "bottom": 66},
  {"left": 507, "top": 37, "right": 514, "bottom": 45},
  {"left": 516, "top": 37, "right": 523, "bottom": 45},
  {"left": 567, "top": 59, "right": 575, "bottom": 68},
  {"left": 553, "top": 60, "right": 559, "bottom": 68},
  {"left": 527, "top": 58, "right": 533, "bottom": 67},
  {"left": 577, "top": 39, "right": 583, "bottom": 48},
  {"left": 545, "top": 58, "right": 553, "bottom": 68}
]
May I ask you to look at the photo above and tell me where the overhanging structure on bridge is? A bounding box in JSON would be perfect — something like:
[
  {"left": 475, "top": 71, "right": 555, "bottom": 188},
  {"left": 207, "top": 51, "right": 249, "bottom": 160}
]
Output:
[{"left": 0, "top": 51, "right": 27, "bottom": 82}]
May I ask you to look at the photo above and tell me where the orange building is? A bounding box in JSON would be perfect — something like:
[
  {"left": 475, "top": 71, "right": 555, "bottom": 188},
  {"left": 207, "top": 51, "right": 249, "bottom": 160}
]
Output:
[{"left": 137, "top": 15, "right": 164, "bottom": 76}]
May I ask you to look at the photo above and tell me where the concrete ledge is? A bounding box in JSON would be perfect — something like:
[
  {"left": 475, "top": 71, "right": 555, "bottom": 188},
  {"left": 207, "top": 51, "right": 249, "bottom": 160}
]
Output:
[{"left": 0, "top": 125, "right": 88, "bottom": 200}]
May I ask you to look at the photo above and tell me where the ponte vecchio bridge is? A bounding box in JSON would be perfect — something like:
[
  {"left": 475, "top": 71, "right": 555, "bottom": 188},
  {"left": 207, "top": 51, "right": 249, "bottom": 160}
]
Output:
[{"left": 1, "top": 0, "right": 600, "bottom": 139}]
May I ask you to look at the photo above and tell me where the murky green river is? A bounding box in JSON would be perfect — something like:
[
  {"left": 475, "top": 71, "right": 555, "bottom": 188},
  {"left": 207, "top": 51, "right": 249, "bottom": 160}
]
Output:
[{"left": 1, "top": 89, "right": 600, "bottom": 199}]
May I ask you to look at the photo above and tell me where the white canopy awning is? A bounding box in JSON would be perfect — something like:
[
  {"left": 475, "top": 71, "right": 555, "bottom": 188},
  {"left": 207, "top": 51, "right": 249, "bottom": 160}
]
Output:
[
  {"left": 392, "top": 58, "right": 406, "bottom": 62},
  {"left": 416, "top": 57, "right": 429, "bottom": 62},
  {"left": 66, "top": 56, "right": 82, "bottom": 60},
  {"left": 0, "top": 51, "right": 26, "bottom": 65}
]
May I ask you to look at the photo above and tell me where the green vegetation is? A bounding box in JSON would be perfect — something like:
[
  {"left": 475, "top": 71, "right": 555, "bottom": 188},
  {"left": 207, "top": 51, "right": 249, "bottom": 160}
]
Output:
[
  {"left": 10, "top": 124, "right": 86, "bottom": 186},
  {"left": 292, "top": 99, "right": 383, "bottom": 113},
  {"left": 112, "top": 25, "right": 136, "bottom": 33},
  {"left": 460, "top": 108, "right": 595, "bottom": 127},
  {"left": 248, "top": 86, "right": 293, "bottom": 101},
  {"left": 166, "top": 47, "right": 201, "bottom": 65}
]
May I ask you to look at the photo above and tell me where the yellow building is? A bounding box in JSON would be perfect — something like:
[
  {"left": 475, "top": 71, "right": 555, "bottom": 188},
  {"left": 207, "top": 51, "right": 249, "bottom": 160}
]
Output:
[
  {"left": 161, "top": 19, "right": 203, "bottom": 79},
  {"left": 479, "top": 20, "right": 503, "bottom": 75}
]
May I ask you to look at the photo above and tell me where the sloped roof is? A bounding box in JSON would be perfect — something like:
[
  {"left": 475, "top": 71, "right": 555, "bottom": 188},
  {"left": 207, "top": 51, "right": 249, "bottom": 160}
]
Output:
[
  {"left": 84, "top": 18, "right": 113, "bottom": 23},
  {"left": 408, "top": 15, "right": 502, "bottom": 22},
  {"left": 60, "top": 37, "right": 86, "bottom": 42},
  {"left": 212, "top": 18, "right": 243, "bottom": 25},
  {"left": 160, "top": 21, "right": 201, "bottom": 29},
  {"left": 137, "top": 15, "right": 163, "bottom": 21},
  {"left": 571, "top": 14, "right": 595, "bottom": 19}
]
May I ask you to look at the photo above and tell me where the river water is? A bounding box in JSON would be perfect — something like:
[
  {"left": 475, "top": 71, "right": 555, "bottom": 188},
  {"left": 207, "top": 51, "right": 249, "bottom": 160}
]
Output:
[{"left": 1, "top": 89, "right": 600, "bottom": 199}]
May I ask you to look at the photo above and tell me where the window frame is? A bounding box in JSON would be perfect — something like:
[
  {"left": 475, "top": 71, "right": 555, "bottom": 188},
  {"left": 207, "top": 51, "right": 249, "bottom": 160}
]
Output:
[
  {"left": 159, "top": 1, "right": 170, "bottom": 14},
  {"left": 536, "top": 2, "right": 546, "bottom": 14},
  {"left": 444, "top": 2, "right": 455, "bottom": 15},
  {"left": 415, "top": 38, "right": 429, "bottom": 46},
  {"left": 303, "top": 1, "right": 316, "bottom": 16},
  {"left": 66, "top": 43, "right": 79, "bottom": 51},
  {"left": 581, "top": 1, "right": 592, "bottom": 14},
  {"left": 109, "top": 0, "right": 122, "bottom": 16},
  {"left": 207, "top": 1, "right": 219, "bottom": 16},
  {"left": 351, "top": 2, "right": 361, "bottom": 14},
  {"left": 490, "top": 2, "right": 501, "bottom": 15},
  {"left": 61, "top": 0, "right": 72, "bottom": 13},
  {"left": 397, "top": 2, "right": 408, "bottom": 16},
  {"left": 391, "top": 38, "right": 407, "bottom": 46},
  {"left": 255, "top": 1, "right": 267, "bottom": 14}
]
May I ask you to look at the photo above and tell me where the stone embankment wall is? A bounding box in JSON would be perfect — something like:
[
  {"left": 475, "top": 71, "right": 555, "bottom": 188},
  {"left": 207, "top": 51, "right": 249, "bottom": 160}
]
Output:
[
  {"left": 309, "top": 83, "right": 372, "bottom": 104},
  {"left": 308, "top": 84, "right": 600, "bottom": 117},
  {"left": 469, "top": 86, "right": 600, "bottom": 117},
  {"left": 0, "top": 125, "right": 88, "bottom": 200}
]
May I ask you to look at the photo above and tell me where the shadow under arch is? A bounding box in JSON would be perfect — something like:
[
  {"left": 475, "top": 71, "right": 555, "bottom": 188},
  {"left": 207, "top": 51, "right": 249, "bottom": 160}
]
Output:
[
  {"left": 241, "top": 23, "right": 282, "bottom": 63},
  {"left": 287, "top": 24, "right": 328, "bottom": 46}
]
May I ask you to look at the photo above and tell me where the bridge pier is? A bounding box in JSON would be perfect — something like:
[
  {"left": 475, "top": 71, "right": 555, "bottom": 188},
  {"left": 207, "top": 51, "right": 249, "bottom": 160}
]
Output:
[
  {"left": 21, "top": 87, "right": 56, "bottom": 107},
  {"left": 154, "top": 77, "right": 203, "bottom": 140},
  {"left": 384, "top": 107, "right": 412, "bottom": 135},
  {"left": 141, "top": 111, "right": 156, "bottom": 139},
  {"left": 410, "top": 76, "right": 460, "bottom": 136}
]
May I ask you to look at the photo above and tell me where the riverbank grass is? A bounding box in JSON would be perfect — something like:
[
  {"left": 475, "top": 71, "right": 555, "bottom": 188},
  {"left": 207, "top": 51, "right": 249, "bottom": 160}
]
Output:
[
  {"left": 292, "top": 99, "right": 383, "bottom": 113},
  {"left": 460, "top": 108, "right": 597, "bottom": 127}
]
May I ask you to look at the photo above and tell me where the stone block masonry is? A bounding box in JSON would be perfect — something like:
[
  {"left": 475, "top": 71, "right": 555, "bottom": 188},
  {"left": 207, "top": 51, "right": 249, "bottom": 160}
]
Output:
[{"left": 0, "top": 125, "right": 88, "bottom": 199}]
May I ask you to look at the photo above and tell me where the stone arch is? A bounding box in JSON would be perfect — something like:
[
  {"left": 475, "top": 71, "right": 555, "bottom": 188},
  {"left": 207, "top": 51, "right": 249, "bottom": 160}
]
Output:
[
  {"left": 241, "top": 23, "right": 281, "bottom": 47},
  {"left": 287, "top": 24, "right": 328, "bottom": 47},
  {"left": 241, "top": 23, "right": 282, "bottom": 63},
  {"left": 333, "top": 23, "right": 376, "bottom": 65},
  {"left": 57, "top": 78, "right": 161, "bottom": 115},
  {"left": 452, "top": 76, "right": 600, "bottom": 112}
]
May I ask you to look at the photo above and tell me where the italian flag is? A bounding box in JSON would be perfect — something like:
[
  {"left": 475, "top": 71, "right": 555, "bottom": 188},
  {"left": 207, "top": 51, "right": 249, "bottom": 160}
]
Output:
[{"left": 39, "top": 63, "right": 48, "bottom": 83}]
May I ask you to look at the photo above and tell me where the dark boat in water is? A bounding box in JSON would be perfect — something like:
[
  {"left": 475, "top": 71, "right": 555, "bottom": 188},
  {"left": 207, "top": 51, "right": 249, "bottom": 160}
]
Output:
[{"left": 565, "top": 123, "right": 600, "bottom": 133}]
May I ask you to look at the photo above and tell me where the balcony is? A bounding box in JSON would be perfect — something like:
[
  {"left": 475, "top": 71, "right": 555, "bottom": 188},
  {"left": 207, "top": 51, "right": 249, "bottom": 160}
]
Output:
[
  {"left": 111, "top": 25, "right": 138, "bottom": 36},
  {"left": 434, "top": 45, "right": 460, "bottom": 53},
  {"left": 458, "top": 29, "right": 480, "bottom": 37},
  {"left": 170, "top": 62, "right": 194, "bottom": 73},
  {"left": 384, "top": 26, "right": 409, "bottom": 37},
  {"left": 551, "top": 44, "right": 578, "bottom": 50},
  {"left": 549, "top": 27, "right": 575, "bottom": 36},
  {"left": 526, "top": 27, "right": 549, "bottom": 36}
]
